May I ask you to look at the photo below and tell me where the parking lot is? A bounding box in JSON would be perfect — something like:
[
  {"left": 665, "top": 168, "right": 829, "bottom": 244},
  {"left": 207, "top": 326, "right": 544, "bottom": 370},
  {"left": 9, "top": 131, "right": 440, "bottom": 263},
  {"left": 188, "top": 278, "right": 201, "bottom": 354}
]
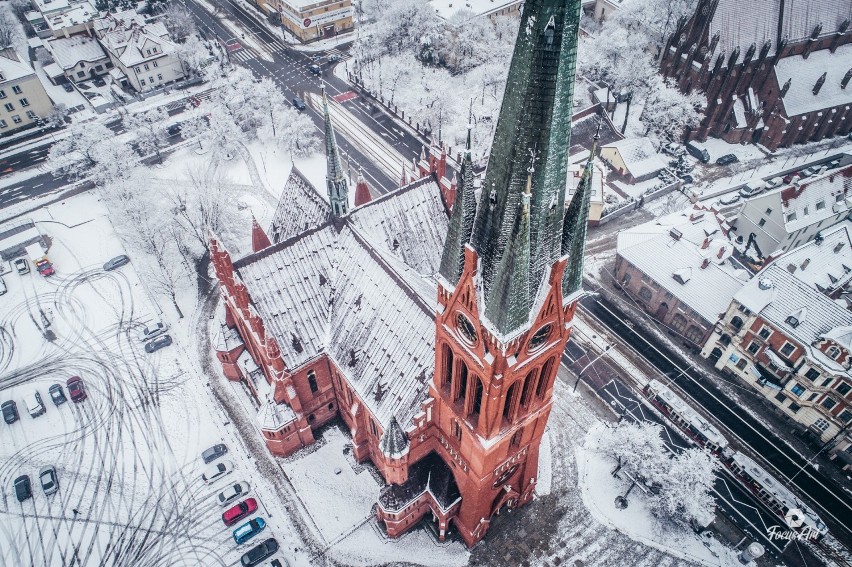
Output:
[{"left": 0, "top": 194, "right": 297, "bottom": 567}]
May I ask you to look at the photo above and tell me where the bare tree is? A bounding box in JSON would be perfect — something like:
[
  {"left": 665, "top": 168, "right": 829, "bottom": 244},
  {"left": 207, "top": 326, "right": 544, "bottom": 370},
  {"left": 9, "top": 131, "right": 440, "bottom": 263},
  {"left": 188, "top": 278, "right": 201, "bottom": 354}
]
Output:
[
  {"left": 127, "top": 107, "right": 170, "bottom": 164},
  {"left": 163, "top": 2, "right": 196, "bottom": 41},
  {"left": 169, "top": 165, "right": 232, "bottom": 257},
  {"left": 47, "top": 121, "right": 138, "bottom": 185}
]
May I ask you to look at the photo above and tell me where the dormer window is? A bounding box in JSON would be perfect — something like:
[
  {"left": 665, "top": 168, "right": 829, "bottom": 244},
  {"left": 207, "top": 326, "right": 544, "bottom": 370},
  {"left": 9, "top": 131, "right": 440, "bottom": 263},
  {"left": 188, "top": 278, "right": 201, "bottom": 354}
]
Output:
[
  {"left": 827, "top": 345, "right": 841, "bottom": 360},
  {"left": 785, "top": 315, "right": 800, "bottom": 327}
]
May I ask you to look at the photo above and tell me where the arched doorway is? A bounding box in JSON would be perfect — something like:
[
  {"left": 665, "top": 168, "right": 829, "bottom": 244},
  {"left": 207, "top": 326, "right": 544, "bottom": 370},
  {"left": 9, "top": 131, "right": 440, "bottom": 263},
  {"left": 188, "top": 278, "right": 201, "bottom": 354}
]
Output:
[
  {"left": 654, "top": 302, "right": 670, "bottom": 321},
  {"left": 709, "top": 347, "right": 723, "bottom": 364}
]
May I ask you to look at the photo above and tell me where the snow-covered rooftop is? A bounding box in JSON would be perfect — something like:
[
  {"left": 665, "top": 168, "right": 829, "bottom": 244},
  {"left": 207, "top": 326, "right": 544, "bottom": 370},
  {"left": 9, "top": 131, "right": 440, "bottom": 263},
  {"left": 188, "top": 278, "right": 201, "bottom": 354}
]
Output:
[
  {"left": 268, "top": 167, "right": 331, "bottom": 244},
  {"left": 775, "top": 43, "right": 852, "bottom": 117},
  {"left": 44, "top": 1, "right": 98, "bottom": 32},
  {"left": 781, "top": 166, "right": 852, "bottom": 233},
  {"left": 646, "top": 379, "right": 728, "bottom": 449},
  {"left": 601, "top": 137, "right": 666, "bottom": 179},
  {"left": 46, "top": 35, "right": 107, "bottom": 70},
  {"left": 429, "top": 0, "right": 521, "bottom": 21},
  {"left": 617, "top": 207, "right": 749, "bottom": 323},
  {"left": 0, "top": 54, "right": 36, "bottom": 84},
  {"left": 100, "top": 22, "right": 176, "bottom": 68},
  {"left": 773, "top": 221, "right": 852, "bottom": 293}
]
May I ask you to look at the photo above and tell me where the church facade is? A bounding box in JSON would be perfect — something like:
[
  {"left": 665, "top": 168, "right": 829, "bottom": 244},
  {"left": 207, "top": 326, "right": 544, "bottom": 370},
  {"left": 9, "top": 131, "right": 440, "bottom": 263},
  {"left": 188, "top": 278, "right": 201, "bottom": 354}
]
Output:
[{"left": 209, "top": 0, "right": 592, "bottom": 547}]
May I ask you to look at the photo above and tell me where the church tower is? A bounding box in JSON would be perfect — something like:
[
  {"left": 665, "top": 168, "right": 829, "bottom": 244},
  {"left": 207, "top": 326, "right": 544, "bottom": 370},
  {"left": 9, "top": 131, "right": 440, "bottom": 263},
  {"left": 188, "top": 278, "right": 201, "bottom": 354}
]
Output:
[
  {"left": 322, "top": 85, "right": 349, "bottom": 217},
  {"left": 430, "top": 0, "right": 587, "bottom": 546}
]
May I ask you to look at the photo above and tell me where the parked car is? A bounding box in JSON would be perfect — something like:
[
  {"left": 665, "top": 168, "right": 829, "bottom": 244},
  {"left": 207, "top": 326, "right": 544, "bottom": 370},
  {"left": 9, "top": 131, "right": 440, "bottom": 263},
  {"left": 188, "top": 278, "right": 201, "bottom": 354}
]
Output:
[
  {"left": 782, "top": 172, "right": 801, "bottom": 184},
  {"left": 685, "top": 142, "right": 710, "bottom": 163},
  {"left": 661, "top": 142, "right": 685, "bottom": 157},
  {"left": 0, "top": 276, "right": 6, "bottom": 295},
  {"left": 48, "top": 384, "right": 66, "bottom": 406},
  {"left": 800, "top": 165, "right": 820, "bottom": 178},
  {"left": 202, "top": 443, "right": 228, "bottom": 464},
  {"left": 739, "top": 179, "right": 767, "bottom": 198},
  {"left": 25, "top": 391, "right": 46, "bottom": 418},
  {"left": 718, "top": 193, "right": 741, "bottom": 206},
  {"left": 233, "top": 517, "right": 266, "bottom": 545},
  {"left": 62, "top": 83, "right": 74, "bottom": 93},
  {"left": 39, "top": 466, "right": 58, "bottom": 495},
  {"left": 138, "top": 322, "right": 168, "bottom": 342},
  {"left": 765, "top": 176, "right": 783, "bottom": 189},
  {"left": 202, "top": 461, "right": 233, "bottom": 484},
  {"left": 269, "top": 559, "right": 290, "bottom": 567},
  {"left": 223, "top": 497, "right": 258, "bottom": 526},
  {"left": 291, "top": 97, "right": 306, "bottom": 111},
  {"left": 167, "top": 123, "right": 182, "bottom": 136},
  {"left": 144, "top": 334, "right": 172, "bottom": 353},
  {"left": 241, "top": 538, "right": 279, "bottom": 566},
  {"left": 35, "top": 258, "right": 54, "bottom": 276},
  {"left": 308, "top": 64, "right": 321, "bottom": 75},
  {"left": 680, "top": 174, "right": 694, "bottom": 185},
  {"left": 218, "top": 482, "right": 250, "bottom": 507},
  {"left": 2, "top": 400, "right": 19, "bottom": 424},
  {"left": 14, "top": 258, "right": 29, "bottom": 274},
  {"left": 716, "top": 153, "right": 739, "bottom": 166},
  {"left": 103, "top": 255, "right": 130, "bottom": 271},
  {"left": 67, "top": 376, "right": 87, "bottom": 402},
  {"left": 14, "top": 475, "right": 32, "bottom": 502}
]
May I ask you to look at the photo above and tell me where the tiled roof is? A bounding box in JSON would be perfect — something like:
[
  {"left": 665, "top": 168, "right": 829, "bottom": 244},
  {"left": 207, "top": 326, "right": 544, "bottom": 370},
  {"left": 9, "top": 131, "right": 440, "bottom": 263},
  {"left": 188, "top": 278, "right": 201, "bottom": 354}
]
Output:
[
  {"left": 773, "top": 221, "right": 852, "bottom": 292},
  {"left": 268, "top": 167, "right": 331, "bottom": 244},
  {"left": 601, "top": 137, "right": 665, "bottom": 178},
  {"left": 775, "top": 43, "right": 852, "bottom": 117},
  {"left": 617, "top": 208, "right": 749, "bottom": 322},
  {"left": 234, "top": 223, "right": 436, "bottom": 428}
]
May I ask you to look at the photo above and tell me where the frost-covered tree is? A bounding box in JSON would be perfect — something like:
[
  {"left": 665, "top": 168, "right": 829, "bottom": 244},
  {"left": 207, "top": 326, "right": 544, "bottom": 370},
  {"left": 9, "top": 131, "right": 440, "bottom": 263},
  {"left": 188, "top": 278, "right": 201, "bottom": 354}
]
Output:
[
  {"left": 179, "top": 106, "right": 209, "bottom": 151},
  {"left": 640, "top": 76, "right": 704, "bottom": 143},
  {"left": 613, "top": 0, "right": 698, "bottom": 56},
  {"left": 168, "top": 165, "right": 234, "bottom": 260},
  {"left": 650, "top": 448, "right": 718, "bottom": 528},
  {"left": 162, "top": 2, "right": 196, "bottom": 41},
  {"left": 597, "top": 421, "right": 670, "bottom": 483},
  {"left": 439, "top": 11, "right": 498, "bottom": 73},
  {"left": 127, "top": 107, "right": 170, "bottom": 164},
  {"left": 363, "top": 0, "right": 441, "bottom": 58},
  {"left": 175, "top": 35, "right": 212, "bottom": 77},
  {"left": 47, "top": 122, "right": 137, "bottom": 185}
]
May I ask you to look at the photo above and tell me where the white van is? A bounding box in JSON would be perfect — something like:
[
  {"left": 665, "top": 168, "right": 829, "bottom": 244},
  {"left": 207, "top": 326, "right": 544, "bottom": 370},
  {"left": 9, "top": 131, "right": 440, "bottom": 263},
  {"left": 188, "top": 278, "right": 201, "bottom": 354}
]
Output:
[{"left": 25, "top": 391, "right": 45, "bottom": 418}]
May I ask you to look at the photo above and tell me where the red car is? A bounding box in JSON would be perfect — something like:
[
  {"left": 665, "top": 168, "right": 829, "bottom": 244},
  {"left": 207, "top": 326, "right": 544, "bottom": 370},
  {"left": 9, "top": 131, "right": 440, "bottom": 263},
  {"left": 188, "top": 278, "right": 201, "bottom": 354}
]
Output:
[
  {"left": 35, "top": 259, "right": 55, "bottom": 276},
  {"left": 66, "top": 376, "right": 87, "bottom": 402},
  {"left": 222, "top": 498, "right": 257, "bottom": 526}
]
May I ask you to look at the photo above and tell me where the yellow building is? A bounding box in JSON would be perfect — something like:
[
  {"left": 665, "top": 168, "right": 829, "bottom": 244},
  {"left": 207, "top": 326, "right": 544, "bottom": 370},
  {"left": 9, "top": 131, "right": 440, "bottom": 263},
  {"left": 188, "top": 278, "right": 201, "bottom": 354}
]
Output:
[
  {"left": 0, "top": 51, "right": 54, "bottom": 136},
  {"left": 277, "top": 0, "right": 354, "bottom": 43}
]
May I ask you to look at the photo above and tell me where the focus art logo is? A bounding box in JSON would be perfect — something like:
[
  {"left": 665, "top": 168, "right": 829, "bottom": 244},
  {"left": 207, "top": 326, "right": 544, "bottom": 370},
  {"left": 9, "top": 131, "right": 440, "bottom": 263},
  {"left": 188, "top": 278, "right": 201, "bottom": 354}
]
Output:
[{"left": 766, "top": 509, "right": 820, "bottom": 541}]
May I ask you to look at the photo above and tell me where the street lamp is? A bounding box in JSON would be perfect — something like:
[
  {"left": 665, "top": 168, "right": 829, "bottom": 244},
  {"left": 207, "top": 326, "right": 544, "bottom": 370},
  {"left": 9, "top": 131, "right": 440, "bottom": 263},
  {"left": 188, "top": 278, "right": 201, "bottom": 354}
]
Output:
[{"left": 573, "top": 344, "right": 611, "bottom": 392}]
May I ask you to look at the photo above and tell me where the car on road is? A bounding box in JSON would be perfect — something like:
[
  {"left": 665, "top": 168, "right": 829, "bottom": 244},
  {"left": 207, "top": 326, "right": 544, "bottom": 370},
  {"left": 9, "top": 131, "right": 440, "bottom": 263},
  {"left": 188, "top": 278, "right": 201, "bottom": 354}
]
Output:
[
  {"left": 717, "top": 193, "right": 741, "bottom": 206},
  {"left": 39, "top": 466, "right": 58, "bottom": 495},
  {"left": 25, "top": 391, "right": 46, "bottom": 418},
  {"left": 328, "top": 54, "right": 340, "bottom": 63},
  {"left": 291, "top": 97, "right": 306, "bottom": 111},
  {"left": 308, "top": 64, "right": 321, "bottom": 75},
  {"left": 103, "top": 255, "right": 130, "bottom": 271},
  {"left": 0, "top": 276, "right": 6, "bottom": 295},
  {"left": 62, "top": 83, "right": 74, "bottom": 92},
  {"left": 202, "top": 443, "right": 228, "bottom": 464},
  {"left": 138, "top": 322, "right": 168, "bottom": 342},
  {"left": 48, "top": 384, "right": 67, "bottom": 406},
  {"left": 223, "top": 497, "right": 258, "bottom": 526},
  {"left": 14, "top": 475, "right": 32, "bottom": 502},
  {"left": 14, "top": 258, "right": 29, "bottom": 274},
  {"left": 202, "top": 461, "right": 232, "bottom": 484},
  {"left": 716, "top": 153, "right": 738, "bottom": 166},
  {"left": 144, "top": 334, "right": 172, "bottom": 353},
  {"left": 233, "top": 517, "right": 266, "bottom": 545},
  {"left": 218, "top": 482, "right": 250, "bottom": 507},
  {"left": 241, "top": 538, "right": 278, "bottom": 566},
  {"left": 67, "top": 376, "right": 87, "bottom": 402},
  {"left": 2, "top": 400, "right": 19, "bottom": 424}
]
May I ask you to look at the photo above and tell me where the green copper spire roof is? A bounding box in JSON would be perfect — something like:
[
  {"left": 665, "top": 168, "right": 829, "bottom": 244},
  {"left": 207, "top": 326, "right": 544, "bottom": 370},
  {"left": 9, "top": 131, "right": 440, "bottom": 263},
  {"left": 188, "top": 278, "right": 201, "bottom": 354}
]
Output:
[
  {"left": 485, "top": 167, "right": 533, "bottom": 336},
  {"left": 438, "top": 124, "right": 477, "bottom": 285},
  {"left": 561, "top": 124, "right": 599, "bottom": 296},
  {"left": 322, "top": 85, "right": 349, "bottom": 217},
  {"left": 471, "top": 0, "right": 582, "bottom": 300}
]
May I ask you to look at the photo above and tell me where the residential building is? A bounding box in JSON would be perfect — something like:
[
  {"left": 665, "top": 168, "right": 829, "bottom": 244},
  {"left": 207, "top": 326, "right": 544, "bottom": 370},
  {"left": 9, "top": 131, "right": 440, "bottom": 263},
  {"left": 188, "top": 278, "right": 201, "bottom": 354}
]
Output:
[
  {"left": 731, "top": 163, "right": 852, "bottom": 260},
  {"left": 45, "top": 35, "right": 110, "bottom": 83},
  {"left": 27, "top": 0, "right": 99, "bottom": 39},
  {"left": 591, "top": 0, "right": 630, "bottom": 23},
  {"left": 278, "top": 0, "right": 354, "bottom": 43},
  {"left": 660, "top": 0, "right": 852, "bottom": 150},
  {"left": 568, "top": 156, "right": 605, "bottom": 225},
  {"left": 0, "top": 51, "right": 54, "bottom": 135},
  {"left": 429, "top": 0, "right": 523, "bottom": 22},
  {"left": 210, "top": 0, "right": 589, "bottom": 547},
  {"left": 615, "top": 206, "right": 750, "bottom": 346},
  {"left": 95, "top": 13, "right": 185, "bottom": 93},
  {"left": 702, "top": 223, "right": 852, "bottom": 461},
  {"left": 600, "top": 137, "right": 666, "bottom": 183}
]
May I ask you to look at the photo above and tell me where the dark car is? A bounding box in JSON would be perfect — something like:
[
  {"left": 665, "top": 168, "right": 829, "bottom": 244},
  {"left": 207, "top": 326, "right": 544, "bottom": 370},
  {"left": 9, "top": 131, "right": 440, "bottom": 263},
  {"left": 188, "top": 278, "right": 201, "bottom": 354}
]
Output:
[
  {"left": 48, "top": 384, "right": 67, "bottom": 406},
  {"left": 63, "top": 83, "right": 74, "bottom": 92},
  {"left": 270, "top": 559, "right": 289, "bottom": 567},
  {"left": 680, "top": 174, "right": 694, "bottom": 185},
  {"left": 716, "top": 153, "right": 739, "bottom": 166},
  {"left": 67, "top": 376, "right": 87, "bottom": 402},
  {"left": 202, "top": 443, "right": 229, "bottom": 464},
  {"left": 167, "top": 123, "right": 182, "bottom": 136},
  {"left": 241, "top": 538, "right": 279, "bottom": 567},
  {"left": 144, "top": 334, "right": 172, "bottom": 353},
  {"left": 685, "top": 142, "right": 710, "bottom": 163},
  {"left": 103, "top": 255, "right": 130, "bottom": 271},
  {"left": 2, "top": 400, "right": 19, "bottom": 424},
  {"left": 308, "top": 64, "right": 321, "bottom": 75},
  {"left": 292, "top": 97, "right": 306, "bottom": 111},
  {"left": 93, "top": 77, "right": 106, "bottom": 87},
  {"left": 14, "top": 475, "right": 32, "bottom": 502}
]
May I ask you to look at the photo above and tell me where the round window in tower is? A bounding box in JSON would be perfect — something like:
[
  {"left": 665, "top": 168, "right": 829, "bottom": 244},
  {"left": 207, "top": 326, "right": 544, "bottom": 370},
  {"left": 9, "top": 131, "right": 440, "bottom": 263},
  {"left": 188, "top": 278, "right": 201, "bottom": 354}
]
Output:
[
  {"left": 528, "top": 324, "right": 552, "bottom": 351},
  {"left": 456, "top": 313, "right": 478, "bottom": 344}
]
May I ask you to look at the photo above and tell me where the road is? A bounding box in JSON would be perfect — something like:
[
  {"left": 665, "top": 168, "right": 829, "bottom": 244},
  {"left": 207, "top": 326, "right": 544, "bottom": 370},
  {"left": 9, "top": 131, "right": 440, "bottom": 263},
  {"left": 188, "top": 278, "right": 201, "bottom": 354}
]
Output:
[{"left": 575, "top": 293, "right": 852, "bottom": 551}]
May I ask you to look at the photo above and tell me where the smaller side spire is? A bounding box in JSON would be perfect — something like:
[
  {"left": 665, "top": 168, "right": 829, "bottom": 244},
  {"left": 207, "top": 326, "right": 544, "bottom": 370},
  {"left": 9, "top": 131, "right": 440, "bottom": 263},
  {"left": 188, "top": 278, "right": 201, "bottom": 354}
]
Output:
[
  {"left": 379, "top": 416, "right": 409, "bottom": 458},
  {"left": 322, "top": 84, "right": 349, "bottom": 218},
  {"left": 251, "top": 215, "right": 272, "bottom": 252},
  {"left": 354, "top": 167, "right": 372, "bottom": 207},
  {"left": 439, "top": 123, "right": 478, "bottom": 285}
]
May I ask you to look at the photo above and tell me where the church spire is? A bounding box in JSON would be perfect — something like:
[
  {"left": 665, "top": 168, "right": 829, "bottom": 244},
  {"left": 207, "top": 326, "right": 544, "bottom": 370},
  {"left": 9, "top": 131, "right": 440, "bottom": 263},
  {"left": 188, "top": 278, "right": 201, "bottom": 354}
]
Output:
[
  {"left": 438, "top": 123, "right": 477, "bottom": 285},
  {"left": 470, "top": 0, "right": 582, "bottom": 299},
  {"left": 322, "top": 84, "right": 349, "bottom": 217},
  {"left": 354, "top": 167, "right": 372, "bottom": 206},
  {"left": 251, "top": 215, "right": 272, "bottom": 252},
  {"left": 561, "top": 122, "right": 600, "bottom": 296}
]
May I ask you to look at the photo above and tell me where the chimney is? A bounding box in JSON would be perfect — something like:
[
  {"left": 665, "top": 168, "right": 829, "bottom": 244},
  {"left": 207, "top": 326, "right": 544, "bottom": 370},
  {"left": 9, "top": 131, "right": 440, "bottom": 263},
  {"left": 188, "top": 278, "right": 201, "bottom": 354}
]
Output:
[
  {"left": 701, "top": 237, "right": 711, "bottom": 249},
  {"left": 813, "top": 72, "right": 827, "bottom": 96},
  {"left": 780, "top": 78, "right": 792, "bottom": 98},
  {"left": 835, "top": 242, "right": 845, "bottom": 253},
  {"left": 701, "top": 258, "right": 710, "bottom": 269},
  {"left": 801, "top": 258, "right": 811, "bottom": 270},
  {"left": 717, "top": 246, "right": 726, "bottom": 259}
]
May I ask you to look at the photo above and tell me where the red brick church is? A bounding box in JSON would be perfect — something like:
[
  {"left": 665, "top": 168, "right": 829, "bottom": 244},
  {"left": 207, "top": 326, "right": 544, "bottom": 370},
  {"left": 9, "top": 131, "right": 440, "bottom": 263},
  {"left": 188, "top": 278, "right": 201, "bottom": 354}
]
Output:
[{"left": 209, "top": 0, "right": 591, "bottom": 547}]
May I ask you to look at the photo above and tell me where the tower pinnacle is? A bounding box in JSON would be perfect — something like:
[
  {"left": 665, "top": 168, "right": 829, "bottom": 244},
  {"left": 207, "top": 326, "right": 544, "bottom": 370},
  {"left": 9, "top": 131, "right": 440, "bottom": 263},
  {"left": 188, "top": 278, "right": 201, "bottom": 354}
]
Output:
[{"left": 322, "top": 84, "right": 349, "bottom": 217}]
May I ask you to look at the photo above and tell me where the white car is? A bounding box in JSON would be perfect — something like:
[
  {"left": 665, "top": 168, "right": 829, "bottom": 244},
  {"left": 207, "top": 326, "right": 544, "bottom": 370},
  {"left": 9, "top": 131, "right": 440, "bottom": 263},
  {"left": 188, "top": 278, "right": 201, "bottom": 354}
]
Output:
[
  {"left": 718, "top": 193, "right": 741, "bottom": 206},
  {"left": 201, "top": 461, "right": 233, "bottom": 484},
  {"left": 217, "top": 481, "right": 250, "bottom": 506},
  {"left": 25, "top": 391, "right": 45, "bottom": 418},
  {"left": 138, "top": 322, "right": 168, "bottom": 342}
]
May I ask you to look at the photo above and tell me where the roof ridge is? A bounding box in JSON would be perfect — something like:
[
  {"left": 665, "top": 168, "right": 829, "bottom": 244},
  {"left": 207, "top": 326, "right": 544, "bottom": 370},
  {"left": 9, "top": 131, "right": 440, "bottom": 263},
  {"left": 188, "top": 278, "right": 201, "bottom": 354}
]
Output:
[{"left": 234, "top": 219, "right": 336, "bottom": 270}]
